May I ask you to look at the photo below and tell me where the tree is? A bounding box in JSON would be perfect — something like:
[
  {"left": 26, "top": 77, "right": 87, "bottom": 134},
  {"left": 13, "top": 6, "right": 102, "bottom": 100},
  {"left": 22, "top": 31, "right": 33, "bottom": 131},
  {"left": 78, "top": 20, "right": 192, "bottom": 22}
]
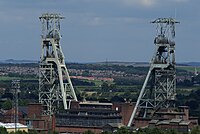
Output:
[
  {"left": 9, "top": 130, "right": 28, "bottom": 134},
  {"left": 82, "top": 70, "right": 90, "bottom": 76},
  {"left": 185, "top": 100, "right": 199, "bottom": 109},
  {"left": 0, "top": 127, "right": 7, "bottom": 134},
  {"left": 134, "top": 128, "right": 179, "bottom": 134},
  {"left": 27, "top": 130, "right": 38, "bottom": 134},
  {"left": 111, "top": 96, "right": 125, "bottom": 102},
  {"left": 2, "top": 99, "right": 12, "bottom": 110},
  {"left": 51, "top": 131, "right": 59, "bottom": 134},
  {"left": 83, "top": 130, "right": 95, "bottom": 134},
  {"left": 101, "top": 82, "right": 109, "bottom": 92},
  {"left": 101, "top": 131, "right": 112, "bottom": 134},
  {"left": 123, "top": 91, "right": 132, "bottom": 101},
  {"left": 165, "top": 129, "right": 179, "bottom": 134},
  {"left": 114, "top": 127, "right": 131, "bottom": 134},
  {"left": 191, "top": 126, "right": 200, "bottom": 134}
]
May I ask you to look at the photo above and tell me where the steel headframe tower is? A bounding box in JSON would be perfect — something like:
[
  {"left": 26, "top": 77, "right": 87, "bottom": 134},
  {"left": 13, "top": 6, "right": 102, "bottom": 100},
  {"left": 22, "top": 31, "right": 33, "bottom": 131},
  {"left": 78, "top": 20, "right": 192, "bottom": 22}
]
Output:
[
  {"left": 128, "top": 18, "right": 179, "bottom": 127},
  {"left": 39, "top": 13, "right": 77, "bottom": 116}
]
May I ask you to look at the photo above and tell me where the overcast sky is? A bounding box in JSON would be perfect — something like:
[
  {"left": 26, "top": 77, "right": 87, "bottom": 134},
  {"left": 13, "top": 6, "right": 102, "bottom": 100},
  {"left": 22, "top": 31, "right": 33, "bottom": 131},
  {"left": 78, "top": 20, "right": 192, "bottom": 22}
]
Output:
[{"left": 0, "top": 0, "right": 199, "bottom": 62}]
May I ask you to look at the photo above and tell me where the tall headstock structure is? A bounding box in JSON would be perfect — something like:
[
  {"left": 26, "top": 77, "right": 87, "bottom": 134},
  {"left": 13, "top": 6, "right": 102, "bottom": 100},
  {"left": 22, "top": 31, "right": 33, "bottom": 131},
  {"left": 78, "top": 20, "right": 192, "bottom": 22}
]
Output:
[
  {"left": 128, "top": 18, "right": 179, "bottom": 126},
  {"left": 39, "top": 13, "right": 77, "bottom": 116}
]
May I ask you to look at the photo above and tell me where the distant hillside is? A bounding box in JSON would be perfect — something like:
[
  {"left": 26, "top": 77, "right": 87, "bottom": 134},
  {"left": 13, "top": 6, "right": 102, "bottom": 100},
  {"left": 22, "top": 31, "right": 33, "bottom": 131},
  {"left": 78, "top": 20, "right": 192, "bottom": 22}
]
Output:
[
  {"left": 179, "top": 62, "right": 200, "bottom": 66},
  {"left": 95, "top": 61, "right": 149, "bottom": 66},
  {"left": 0, "top": 59, "right": 200, "bottom": 67},
  {"left": 0, "top": 59, "right": 38, "bottom": 64},
  {"left": 98, "top": 61, "right": 200, "bottom": 67}
]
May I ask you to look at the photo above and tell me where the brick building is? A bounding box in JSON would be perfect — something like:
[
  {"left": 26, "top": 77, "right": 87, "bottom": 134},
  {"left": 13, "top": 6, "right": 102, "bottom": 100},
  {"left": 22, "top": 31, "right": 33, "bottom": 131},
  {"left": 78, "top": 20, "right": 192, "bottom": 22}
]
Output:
[
  {"left": 55, "top": 101, "right": 134, "bottom": 133},
  {"left": 2, "top": 101, "right": 196, "bottom": 133},
  {"left": 23, "top": 101, "right": 134, "bottom": 134},
  {"left": 133, "top": 106, "right": 198, "bottom": 133},
  {"left": 0, "top": 107, "right": 27, "bottom": 124},
  {"left": 25, "top": 103, "right": 52, "bottom": 133}
]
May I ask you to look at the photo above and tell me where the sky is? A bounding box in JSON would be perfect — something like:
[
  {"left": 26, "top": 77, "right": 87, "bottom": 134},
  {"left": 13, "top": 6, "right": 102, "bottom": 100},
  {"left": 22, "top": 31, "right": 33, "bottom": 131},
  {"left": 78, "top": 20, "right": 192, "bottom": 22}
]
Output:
[{"left": 0, "top": 0, "right": 199, "bottom": 63}]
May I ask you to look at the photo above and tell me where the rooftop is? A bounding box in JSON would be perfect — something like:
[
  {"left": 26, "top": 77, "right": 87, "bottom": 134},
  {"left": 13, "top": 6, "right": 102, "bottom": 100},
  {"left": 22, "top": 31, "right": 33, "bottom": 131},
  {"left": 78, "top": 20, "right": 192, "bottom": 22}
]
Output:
[
  {"left": 79, "top": 101, "right": 112, "bottom": 106},
  {"left": 105, "top": 123, "right": 124, "bottom": 128},
  {"left": 170, "top": 118, "right": 182, "bottom": 123},
  {"left": 179, "top": 121, "right": 191, "bottom": 126},
  {"left": 0, "top": 122, "right": 27, "bottom": 129}
]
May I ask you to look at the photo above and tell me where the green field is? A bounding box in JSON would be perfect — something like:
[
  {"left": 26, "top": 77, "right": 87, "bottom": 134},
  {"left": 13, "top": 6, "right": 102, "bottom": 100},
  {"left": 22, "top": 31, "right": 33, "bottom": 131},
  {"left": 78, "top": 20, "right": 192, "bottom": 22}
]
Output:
[
  {"left": 0, "top": 76, "right": 37, "bottom": 81},
  {"left": 0, "top": 76, "right": 21, "bottom": 81},
  {"left": 177, "top": 66, "right": 200, "bottom": 72}
]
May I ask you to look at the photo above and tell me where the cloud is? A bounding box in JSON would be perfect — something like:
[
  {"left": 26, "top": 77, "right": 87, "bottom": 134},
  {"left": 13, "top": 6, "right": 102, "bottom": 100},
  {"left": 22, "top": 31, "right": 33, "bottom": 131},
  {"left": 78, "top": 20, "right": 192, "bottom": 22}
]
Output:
[
  {"left": 172, "top": 0, "right": 189, "bottom": 2},
  {"left": 79, "top": 16, "right": 145, "bottom": 27},
  {"left": 120, "top": 0, "right": 189, "bottom": 8},
  {"left": 0, "top": 11, "right": 26, "bottom": 24},
  {"left": 87, "top": 17, "right": 104, "bottom": 26},
  {"left": 121, "top": 0, "right": 158, "bottom": 7}
]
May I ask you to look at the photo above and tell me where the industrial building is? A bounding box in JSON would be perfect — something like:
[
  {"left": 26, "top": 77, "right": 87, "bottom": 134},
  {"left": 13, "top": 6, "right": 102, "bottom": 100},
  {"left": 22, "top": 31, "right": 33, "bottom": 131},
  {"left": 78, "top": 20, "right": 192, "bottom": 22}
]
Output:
[
  {"left": 0, "top": 101, "right": 198, "bottom": 133},
  {"left": 20, "top": 101, "right": 133, "bottom": 133},
  {"left": 133, "top": 106, "right": 198, "bottom": 133},
  {"left": 55, "top": 101, "right": 134, "bottom": 133}
]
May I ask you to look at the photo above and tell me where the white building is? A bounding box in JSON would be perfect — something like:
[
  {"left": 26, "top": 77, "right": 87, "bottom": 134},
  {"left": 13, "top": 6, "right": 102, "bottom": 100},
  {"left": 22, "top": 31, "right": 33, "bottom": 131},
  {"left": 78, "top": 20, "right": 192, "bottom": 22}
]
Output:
[{"left": 0, "top": 122, "right": 28, "bottom": 133}]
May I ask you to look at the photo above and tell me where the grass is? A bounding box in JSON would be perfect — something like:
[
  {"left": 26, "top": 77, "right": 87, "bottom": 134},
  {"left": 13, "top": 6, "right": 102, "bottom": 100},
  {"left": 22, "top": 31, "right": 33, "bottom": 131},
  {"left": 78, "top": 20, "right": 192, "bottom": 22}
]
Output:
[
  {"left": 0, "top": 76, "right": 38, "bottom": 81},
  {"left": 0, "top": 76, "right": 21, "bottom": 81},
  {"left": 75, "top": 86, "right": 101, "bottom": 91},
  {"left": 177, "top": 66, "right": 200, "bottom": 72}
]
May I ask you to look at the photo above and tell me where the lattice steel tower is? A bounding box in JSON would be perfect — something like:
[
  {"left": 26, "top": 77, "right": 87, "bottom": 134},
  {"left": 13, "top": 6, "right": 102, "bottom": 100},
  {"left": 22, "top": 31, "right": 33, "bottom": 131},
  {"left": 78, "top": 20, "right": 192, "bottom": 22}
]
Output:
[
  {"left": 11, "top": 80, "right": 20, "bottom": 132},
  {"left": 39, "top": 13, "right": 77, "bottom": 116},
  {"left": 128, "top": 18, "right": 179, "bottom": 126}
]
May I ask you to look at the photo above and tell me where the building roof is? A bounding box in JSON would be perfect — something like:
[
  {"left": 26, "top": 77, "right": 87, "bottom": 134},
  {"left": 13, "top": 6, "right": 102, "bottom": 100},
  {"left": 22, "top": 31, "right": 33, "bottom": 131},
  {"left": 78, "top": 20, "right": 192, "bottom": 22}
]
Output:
[
  {"left": 104, "top": 123, "right": 124, "bottom": 128},
  {"left": 135, "top": 117, "right": 152, "bottom": 121},
  {"left": 149, "top": 120, "right": 159, "bottom": 124},
  {"left": 19, "top": 106, "right": 28, "bottom": 115},
  {"left": 170, "top": 118, "right": 182, "bottom": 123},
  {"left": 60, "top": 109, "right": 119, "bottom": 114},
  {"left": 189, "top": 116, "right": 199, "bottom": 120},
  {"left": 56, "top": 114, "right": 121, "bottom": 119},
  {"left": 179, "top": 121, "right": 191, "bottom": 126},
  {"left": 0, "top": 122, "right": 27, "bottom": 129},
  {"left": 178, "top": 106, "right": 189, "bottom": 109},
  {"left": 79, "top": 101, "right": 112, "bottom": 106},
  {"left": 156, "top": 120, "right": 170, "bottom": 125},
  {"left": 156, "top": 112, "right": 185, "bottom": 115},
  {"left": 154, "top": 119, "right": 192, "bottom": 126}
]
